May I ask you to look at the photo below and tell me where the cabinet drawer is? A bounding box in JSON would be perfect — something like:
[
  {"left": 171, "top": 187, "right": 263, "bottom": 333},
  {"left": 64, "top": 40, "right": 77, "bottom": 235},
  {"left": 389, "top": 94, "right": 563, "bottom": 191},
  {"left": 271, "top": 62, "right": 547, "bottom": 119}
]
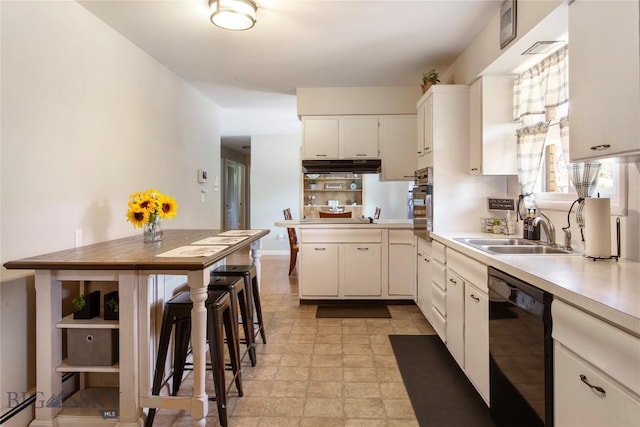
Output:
[
  {"left": 552, "top": 299, "right": 640, "bottom": 395},
  {"left": 555, "top": 343, "right": 640, "bottom": 427},
  {"left": 389, "top": 229, "right": 415, "bottom": 244},
  {"left": 431, "top": 306, "right": 446, "bottom": 343},
  {"left": 432, "top": 283, "right": 446, "bottom": 317},
  {"left": 300, "top": 229, "right": 382, "bottom": 243},
  {"left": 432, "top": 263, "right": 446, "bottom": 291},
  {"left": 433, "top": 240, "right": 446, "bottom": 264},
  {"left": 447, "top": 249, "right": 487, "bottom": 292}
]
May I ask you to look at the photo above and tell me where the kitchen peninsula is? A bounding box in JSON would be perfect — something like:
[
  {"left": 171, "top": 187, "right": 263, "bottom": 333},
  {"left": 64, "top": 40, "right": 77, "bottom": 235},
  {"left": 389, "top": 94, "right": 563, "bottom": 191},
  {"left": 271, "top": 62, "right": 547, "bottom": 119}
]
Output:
[
  {"left": 3, "top": 229, "right": 269, "bottom": 427},
  {"left": 276, "top": 219, "right": 414, "bottom": 300}
]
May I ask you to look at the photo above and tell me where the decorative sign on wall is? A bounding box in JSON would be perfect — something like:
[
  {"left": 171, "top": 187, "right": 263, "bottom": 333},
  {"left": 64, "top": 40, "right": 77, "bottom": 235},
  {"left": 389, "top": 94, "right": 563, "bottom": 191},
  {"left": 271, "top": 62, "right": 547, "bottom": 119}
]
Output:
[
  {"left": 488, "top": 198, "right": 515, "bottom": 211},
  {"left": 500, "top": 0, "right": 517, "bottom": 49}
]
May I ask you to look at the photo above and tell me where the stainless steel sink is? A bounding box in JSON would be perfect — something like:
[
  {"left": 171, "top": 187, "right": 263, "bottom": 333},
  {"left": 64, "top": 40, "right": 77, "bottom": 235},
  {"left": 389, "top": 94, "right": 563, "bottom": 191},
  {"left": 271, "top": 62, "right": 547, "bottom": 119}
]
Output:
[
  {"left": 454, "top": 237, "right": 574, "bottom": 255},
  {"left": 454, "top": 237, "right": 534, "bottom": 246},
  {"left": 482, "top": 245, "right": 573, "bottom": 255}
]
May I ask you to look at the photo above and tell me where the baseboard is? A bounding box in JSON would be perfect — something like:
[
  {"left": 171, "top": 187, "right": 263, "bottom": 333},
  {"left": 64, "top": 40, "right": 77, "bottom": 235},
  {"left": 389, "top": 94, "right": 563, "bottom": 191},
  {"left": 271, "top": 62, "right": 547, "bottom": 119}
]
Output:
[{"left": 301, "top": 299, "right": 416, "bottom": 306}]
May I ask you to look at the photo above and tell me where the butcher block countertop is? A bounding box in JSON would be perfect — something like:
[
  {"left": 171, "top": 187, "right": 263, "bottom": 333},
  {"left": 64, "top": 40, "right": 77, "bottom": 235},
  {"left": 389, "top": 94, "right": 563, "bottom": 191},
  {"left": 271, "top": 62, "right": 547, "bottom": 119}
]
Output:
[{"left": 432, "top": 232, "right": 640, "bottom": 336}]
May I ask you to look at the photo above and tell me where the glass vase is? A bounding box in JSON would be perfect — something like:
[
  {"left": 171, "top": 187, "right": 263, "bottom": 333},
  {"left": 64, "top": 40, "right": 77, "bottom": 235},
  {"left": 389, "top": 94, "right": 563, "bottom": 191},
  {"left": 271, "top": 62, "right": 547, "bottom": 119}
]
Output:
[{"left": 143, "top": 217, "right": 163, "bottom": 243}]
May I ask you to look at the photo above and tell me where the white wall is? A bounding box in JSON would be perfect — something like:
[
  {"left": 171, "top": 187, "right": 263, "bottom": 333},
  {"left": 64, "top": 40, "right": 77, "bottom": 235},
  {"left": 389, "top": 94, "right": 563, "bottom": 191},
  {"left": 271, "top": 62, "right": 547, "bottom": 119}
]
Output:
[
  {"left": 0, "top": 2, "right": 222, "bottom": 422},
  {"left": 250, "top": 135, "right": 302, "bottom": 254}
]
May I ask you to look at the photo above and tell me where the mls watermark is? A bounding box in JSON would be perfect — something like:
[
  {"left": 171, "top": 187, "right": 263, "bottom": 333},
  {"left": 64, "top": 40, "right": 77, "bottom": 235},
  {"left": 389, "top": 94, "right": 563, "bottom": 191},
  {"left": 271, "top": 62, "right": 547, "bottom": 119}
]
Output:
[{"left": 6, "top": 390, "right": 118, "bottom": 419}]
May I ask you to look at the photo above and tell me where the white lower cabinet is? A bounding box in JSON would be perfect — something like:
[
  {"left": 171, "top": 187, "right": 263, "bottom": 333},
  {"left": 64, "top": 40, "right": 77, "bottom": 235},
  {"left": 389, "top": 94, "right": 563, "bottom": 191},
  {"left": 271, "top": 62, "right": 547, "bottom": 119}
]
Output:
[
  {"left": 464, "top": 283, "right": 489, "bottom": 404},
  {"left": 439, "top": 245, "right": 490, "bottom": 405},
  {"left": 300, "top": 244, "right": 339, "bottom": 296},
  {"left": 416, "top": 238, "right": 433, "bottom": 321},
  {"left": 552, "top": 299, "right": 640, "bottom": 426},
  {"left": 343, "top": 243, "right": 382, "bottom": 296},
  {"left": 446, "top": 269, "right": 465, "bottom": 368},
  {"left": 388, "top": 230, "right": 416, "bottom": 296},
  {"left": 555, "top": 344, "right": 640, "bottom": 427},
  {"left": 299, "top": 229, "right": 384, "bottom": 298}
]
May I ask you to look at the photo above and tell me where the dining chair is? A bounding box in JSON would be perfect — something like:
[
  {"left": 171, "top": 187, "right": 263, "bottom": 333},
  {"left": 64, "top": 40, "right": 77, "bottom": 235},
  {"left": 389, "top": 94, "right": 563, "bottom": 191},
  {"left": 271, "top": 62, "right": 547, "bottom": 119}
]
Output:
[
  {"left": 318, "top": 211, "right": 352, "bottom": 218},
  {"left": 374, "top": 207, "right": 381, "bottom": 220},
  {"left": 283, "top": 208, "right": 299, "bottom": 276}
]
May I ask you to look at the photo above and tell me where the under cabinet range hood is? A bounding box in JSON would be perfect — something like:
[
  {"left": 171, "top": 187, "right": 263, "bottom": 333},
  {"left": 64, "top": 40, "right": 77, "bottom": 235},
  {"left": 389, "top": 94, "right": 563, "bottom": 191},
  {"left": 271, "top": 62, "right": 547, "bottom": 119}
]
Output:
[{"left": 302, "top": 159, "right": 381, "bottom": 174}]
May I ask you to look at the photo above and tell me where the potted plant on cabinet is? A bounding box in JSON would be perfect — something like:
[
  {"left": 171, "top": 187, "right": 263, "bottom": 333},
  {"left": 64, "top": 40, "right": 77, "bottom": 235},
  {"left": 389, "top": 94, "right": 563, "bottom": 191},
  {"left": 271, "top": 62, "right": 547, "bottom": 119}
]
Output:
[
  {"left": 104, "top": 291, "right": 119, "bottom": 320},
  {"left": 422, "top": 69, "right": 440, "bottom": 94},
  {"left": 72, "top": 290, "right": 100, "bottom": 319}
]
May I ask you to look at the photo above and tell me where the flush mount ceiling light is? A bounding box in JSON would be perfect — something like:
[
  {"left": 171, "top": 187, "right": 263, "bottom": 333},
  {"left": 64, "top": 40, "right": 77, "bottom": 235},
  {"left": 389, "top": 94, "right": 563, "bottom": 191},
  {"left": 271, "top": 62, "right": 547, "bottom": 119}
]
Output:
[{"left": 209, "top": 0, "right": 257, "bottom": 31}]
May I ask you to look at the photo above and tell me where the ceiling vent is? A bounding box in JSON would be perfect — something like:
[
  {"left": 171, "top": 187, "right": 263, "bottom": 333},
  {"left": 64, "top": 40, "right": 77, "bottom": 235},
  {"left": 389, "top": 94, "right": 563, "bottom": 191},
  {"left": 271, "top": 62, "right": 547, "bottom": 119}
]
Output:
[{"left": 522, "top": 41, "right": 566, "bottom": 55}]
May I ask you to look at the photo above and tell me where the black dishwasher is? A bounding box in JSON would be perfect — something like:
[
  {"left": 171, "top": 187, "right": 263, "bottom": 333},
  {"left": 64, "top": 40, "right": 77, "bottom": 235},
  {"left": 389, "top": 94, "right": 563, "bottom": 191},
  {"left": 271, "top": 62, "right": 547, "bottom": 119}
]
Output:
[{"left": 488, "top": 267, "right": 553, "bottom": 427}]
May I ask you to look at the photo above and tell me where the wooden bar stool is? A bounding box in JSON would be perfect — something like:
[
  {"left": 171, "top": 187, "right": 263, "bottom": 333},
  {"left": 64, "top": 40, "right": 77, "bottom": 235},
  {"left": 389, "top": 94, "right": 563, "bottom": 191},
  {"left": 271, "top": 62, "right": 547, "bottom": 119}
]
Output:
[
  {"left": 212, "top": 264, "right": 267, "bottom": 344},
  {"left": 146, "top": 289, "right": 241, "bottom": 427},
  {"left": 208, "top": 275, "right": 257, "bottom": 366}
]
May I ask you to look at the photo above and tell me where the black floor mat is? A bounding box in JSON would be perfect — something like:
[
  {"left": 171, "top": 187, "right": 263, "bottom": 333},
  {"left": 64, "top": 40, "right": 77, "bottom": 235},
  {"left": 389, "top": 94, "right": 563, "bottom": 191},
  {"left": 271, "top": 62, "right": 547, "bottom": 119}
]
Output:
[{"left": 389, "top": 335, "right": 495, "bottom": 427}]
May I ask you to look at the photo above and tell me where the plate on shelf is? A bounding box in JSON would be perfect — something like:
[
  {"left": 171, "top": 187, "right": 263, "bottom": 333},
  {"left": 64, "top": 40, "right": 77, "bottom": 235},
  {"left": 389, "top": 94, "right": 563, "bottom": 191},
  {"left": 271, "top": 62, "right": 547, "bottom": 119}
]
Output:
[{"left": 306, "top": 174, "right": 320, "bottom": 179}]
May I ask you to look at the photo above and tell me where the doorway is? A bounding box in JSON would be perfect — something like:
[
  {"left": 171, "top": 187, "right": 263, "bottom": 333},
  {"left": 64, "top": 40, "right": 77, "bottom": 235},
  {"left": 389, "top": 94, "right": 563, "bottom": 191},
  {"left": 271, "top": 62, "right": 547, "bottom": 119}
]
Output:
[{"left": 223, "top": 159, "right": 246, "bottom": 230}]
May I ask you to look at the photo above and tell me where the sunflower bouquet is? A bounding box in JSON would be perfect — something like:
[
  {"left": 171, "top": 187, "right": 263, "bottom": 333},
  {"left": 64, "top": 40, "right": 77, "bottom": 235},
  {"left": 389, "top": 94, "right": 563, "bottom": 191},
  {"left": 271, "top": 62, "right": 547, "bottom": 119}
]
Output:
[{"left": 126, "top": 189, "right": 178, "bottom": 229}]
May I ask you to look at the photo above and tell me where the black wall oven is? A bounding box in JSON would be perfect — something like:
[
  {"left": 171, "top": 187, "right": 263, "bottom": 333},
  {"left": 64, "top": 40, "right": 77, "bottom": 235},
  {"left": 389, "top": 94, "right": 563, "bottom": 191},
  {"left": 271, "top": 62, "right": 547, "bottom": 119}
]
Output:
[
  {"left": 488, "top": 267, "right": 554, "bottom": 427},
  {"left": 412, "top": 167, "right": 433, "bottom": 240}
]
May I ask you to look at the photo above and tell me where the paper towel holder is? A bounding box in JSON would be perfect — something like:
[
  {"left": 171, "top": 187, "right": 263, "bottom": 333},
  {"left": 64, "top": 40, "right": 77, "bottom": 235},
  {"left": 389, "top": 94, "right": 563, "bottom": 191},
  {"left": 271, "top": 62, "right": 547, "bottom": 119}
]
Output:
[{"left": 586, "top": 217, "right": 620, "bottom": 262}]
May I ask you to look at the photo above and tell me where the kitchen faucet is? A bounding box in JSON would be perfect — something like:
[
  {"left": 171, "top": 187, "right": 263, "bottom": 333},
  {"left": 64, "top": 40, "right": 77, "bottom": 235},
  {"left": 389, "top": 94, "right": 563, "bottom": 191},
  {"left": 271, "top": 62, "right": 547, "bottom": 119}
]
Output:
[{"left": 533, "top": 211, "right": 556, "bottom": 246}]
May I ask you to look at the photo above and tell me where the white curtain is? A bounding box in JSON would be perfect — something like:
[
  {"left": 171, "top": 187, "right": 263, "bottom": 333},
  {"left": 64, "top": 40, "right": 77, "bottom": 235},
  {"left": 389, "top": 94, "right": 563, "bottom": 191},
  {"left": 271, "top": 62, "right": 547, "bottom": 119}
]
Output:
[
  {"left": 513, "top": 45, "right": 569, "bottom": 218},
  {"left": 516, "top": 122, "right": 549, "bottom": 216}
]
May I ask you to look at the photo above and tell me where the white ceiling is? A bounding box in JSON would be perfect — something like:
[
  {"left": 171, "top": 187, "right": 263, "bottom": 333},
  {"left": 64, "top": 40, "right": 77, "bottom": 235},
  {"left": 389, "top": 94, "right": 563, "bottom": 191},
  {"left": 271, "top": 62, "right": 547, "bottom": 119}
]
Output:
[{"left": 79, "top": 0, "right": 503, "bottom": 148}]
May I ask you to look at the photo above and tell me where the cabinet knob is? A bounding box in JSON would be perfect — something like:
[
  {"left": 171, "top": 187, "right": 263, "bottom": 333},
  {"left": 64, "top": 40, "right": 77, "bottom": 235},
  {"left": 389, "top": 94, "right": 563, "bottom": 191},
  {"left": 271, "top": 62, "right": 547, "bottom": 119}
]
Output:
[
  {"left": 471, "top": 168, "right": 479, "bottom": 172},
  {"left": 357, "top": 247, "right": 369, "bottom": 251},
  {"left": 579, "top": 374, "right": 606, "bottom": 396},
  {"left": 315, "top": 154, "right": 328, "bottom": 157},
  {"left": 449, "top": 278, "right": 458, "bottom": 285},
  {"left": 314, "top": 247, "right": 327, "bottom": 251},
  {"left": 470, "top": 294, "right": 480, "bottom": 303},
  {"left": 355, "top": 154, "right": 367, "bottom": 157},
  {"left": 590, "top": 144, "right": 611, "bottom": 151}
]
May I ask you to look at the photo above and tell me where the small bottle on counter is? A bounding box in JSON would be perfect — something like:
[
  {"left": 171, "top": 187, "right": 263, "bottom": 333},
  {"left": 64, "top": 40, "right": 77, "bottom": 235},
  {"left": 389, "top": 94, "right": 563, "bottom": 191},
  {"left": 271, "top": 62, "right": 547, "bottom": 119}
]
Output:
[
  {"left": 531, "top": 209, "right": 541, "bottom": 240},
  {"left": 523, "top": 210, "right": 531, "bottom": 239}
]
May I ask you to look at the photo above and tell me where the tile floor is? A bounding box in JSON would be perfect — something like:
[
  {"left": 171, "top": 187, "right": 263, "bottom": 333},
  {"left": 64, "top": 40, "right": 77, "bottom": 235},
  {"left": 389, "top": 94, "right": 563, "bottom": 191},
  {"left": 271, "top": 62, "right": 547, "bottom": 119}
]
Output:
[{"left": 152, "top": 253, "right": 436, "bottom": 426}]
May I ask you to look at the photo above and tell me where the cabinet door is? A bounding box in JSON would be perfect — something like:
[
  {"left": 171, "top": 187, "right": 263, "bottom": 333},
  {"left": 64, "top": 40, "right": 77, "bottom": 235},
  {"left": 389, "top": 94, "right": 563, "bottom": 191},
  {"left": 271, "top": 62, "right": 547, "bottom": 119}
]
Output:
[
  {"left": 300, "top": 244, "right": 339, "bottom": 296},
  {"left": 303, "top": 117, "right": 340, "bottom": 159},
  {"left": 389, "top": 241, "right": 416, "bottom": 296},
  {"left": 469, "top": 76, "right": 517, "bottom": 175},
  {"left": 423, "top": 97, "right": 434, "bottom": 155},
  {"left": 341, "top": 117, "right": 379, "bottom": 159},
  {"left": 445, "top": 270, "right": 464, "bottom": 369},
  {"left": 380, "top": 116, "right": 418, "bottom": 181},
  {"left": 416, "top": 239, "right": 433, "bottom": 321},
  {"left": 569, "top": 0, "right": 640, "bottom": 160},
  {"left": 464, "top": 284, "right": 489, "bottom": 404},
  {"left": 417, "top": 102, "right": 426, "bottom": 164},
  {"left": 555, "top": 343, "right": 640, "bottom": 427},
  {"left": 343, "top": 244, "right": 382, "bottom": 296}
]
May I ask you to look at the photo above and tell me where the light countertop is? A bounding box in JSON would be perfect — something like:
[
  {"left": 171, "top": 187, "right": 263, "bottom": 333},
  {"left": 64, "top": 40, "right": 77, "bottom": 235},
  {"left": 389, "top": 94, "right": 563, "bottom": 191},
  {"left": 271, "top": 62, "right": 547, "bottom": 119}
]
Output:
[
  {"left": 275, "top": 219, "right": 413, "bottom": 229},
  {"left": 431, "top": 232, "right": 640, "bottom": 336}
]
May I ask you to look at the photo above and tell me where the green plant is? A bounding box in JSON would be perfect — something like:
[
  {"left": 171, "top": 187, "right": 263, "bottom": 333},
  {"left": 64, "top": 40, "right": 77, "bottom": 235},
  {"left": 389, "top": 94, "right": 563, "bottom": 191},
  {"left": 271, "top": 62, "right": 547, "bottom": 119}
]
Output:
[
  {"left": 106, "top": 296, "right": 119, "bottom": 313},
  {"left": 72, "top": 295, "right": 86, "bottom": 312},
  {"left": 422, "top": 69, "right": 440, "bottom": 85},
  {"left": 493, "top": 218, "right": 503, "bottom": 226}
]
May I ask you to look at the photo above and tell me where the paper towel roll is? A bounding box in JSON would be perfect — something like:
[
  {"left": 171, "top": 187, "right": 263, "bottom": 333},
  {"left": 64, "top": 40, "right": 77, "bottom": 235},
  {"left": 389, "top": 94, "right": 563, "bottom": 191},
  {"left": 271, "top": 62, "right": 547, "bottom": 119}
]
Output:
[{"left": 584, "top": 197, "right": 611, "bottom": 258}]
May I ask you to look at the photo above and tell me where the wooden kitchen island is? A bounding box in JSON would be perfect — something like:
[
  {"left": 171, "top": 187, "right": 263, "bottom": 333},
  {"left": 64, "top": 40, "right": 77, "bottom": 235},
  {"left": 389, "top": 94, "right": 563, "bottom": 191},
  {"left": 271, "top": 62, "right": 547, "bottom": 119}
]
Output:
[
  {"left": 3, "top": 228, "right": 269, "bottom": 427},
  {"left": 276, "top": 219, "right": 415, "bottom": 301}
]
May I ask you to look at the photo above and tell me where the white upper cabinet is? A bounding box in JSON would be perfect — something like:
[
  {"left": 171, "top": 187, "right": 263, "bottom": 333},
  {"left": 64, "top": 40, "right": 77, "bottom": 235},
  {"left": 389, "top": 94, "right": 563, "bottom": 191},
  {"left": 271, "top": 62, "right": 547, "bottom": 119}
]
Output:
[
  {"left": 469, "top": 76, "right": 518, "bottom": 175},
  {"left": 302, "top": 117, "right": 340, "bottom": 159},
  {"left": 302, "top": 116, "right": 379, "bottom": 160},
  {"left": 569, "top": 0, "right": 640, "bottom": 161},
  {"left": 416, "top": 94, "right": 434, "bottom": 169},
  {"left": 379, "top": 115, "right": 417, "bottom": 181},
  {"left": 341, "top": 117, "right": 379, "bottom": 159}
]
